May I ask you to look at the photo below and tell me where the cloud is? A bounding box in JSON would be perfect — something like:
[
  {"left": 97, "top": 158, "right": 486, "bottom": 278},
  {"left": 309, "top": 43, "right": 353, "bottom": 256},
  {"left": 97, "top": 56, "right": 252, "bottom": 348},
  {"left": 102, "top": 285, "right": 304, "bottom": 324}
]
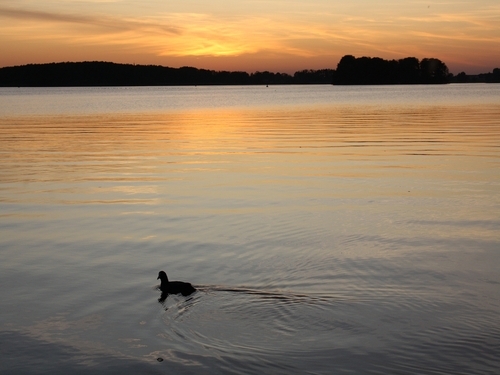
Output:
[{"left": 0, "top": 6, "right": 181, "bottom": 34}]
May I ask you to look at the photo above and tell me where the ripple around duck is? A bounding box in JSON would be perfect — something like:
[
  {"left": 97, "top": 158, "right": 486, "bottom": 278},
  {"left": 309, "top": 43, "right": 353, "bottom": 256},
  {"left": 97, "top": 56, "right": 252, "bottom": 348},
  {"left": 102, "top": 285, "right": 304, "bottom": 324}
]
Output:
[
  {"left": 153, "top": 284, "right": 500, "bottom": 374},
  {"left": 157, "top": 286, "right": 346, "bottom": 354}
]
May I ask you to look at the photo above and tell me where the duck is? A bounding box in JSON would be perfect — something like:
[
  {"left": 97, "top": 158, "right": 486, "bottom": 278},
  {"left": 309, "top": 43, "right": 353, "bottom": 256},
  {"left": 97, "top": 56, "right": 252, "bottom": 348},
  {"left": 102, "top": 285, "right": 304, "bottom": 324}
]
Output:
[{"left": 157, "top": 270, "right": 196, "bottom": 296}]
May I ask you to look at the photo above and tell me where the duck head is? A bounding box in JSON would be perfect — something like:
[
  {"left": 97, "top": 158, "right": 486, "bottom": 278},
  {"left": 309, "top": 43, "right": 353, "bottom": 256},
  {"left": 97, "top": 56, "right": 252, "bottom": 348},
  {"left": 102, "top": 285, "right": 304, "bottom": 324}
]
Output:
[{"left": 157, "top": 270, "right": 168, "bottom": 282}]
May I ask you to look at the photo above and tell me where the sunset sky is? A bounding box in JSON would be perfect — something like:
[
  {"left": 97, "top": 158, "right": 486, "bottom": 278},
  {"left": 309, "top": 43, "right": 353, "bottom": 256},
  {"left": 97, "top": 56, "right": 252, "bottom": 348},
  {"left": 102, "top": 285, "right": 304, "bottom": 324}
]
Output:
[{"left": 1, "top": 0, "right": 499, "bottom": 74}]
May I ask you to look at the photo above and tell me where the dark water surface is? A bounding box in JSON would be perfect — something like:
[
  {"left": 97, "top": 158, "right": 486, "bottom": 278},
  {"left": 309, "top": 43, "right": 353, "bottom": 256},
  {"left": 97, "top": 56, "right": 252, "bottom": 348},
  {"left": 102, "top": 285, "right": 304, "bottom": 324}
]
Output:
[{"left": 1, "top": 85, "right": 500, "bottom": 374}]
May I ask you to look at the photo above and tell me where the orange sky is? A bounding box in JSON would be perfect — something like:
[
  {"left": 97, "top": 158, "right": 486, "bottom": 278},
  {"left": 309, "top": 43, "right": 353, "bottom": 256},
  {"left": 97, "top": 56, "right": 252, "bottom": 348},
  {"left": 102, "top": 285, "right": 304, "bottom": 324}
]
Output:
[{"left": 1, "top": 0, "right": 499, "bottom": 74}]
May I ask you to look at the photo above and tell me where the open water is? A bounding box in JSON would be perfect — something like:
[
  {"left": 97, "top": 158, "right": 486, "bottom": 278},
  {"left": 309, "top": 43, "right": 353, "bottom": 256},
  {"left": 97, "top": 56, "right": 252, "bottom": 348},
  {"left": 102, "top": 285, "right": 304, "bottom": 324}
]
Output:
[{"left": 1, "top": 84, "right": 500, "bottom": 374}]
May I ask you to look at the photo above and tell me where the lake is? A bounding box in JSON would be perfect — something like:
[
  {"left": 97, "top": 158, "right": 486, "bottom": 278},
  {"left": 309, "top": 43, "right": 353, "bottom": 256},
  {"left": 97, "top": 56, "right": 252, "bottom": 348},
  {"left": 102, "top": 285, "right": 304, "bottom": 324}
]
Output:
[{"left": 1, "top": 84, "right": 499, "bottom": 374}]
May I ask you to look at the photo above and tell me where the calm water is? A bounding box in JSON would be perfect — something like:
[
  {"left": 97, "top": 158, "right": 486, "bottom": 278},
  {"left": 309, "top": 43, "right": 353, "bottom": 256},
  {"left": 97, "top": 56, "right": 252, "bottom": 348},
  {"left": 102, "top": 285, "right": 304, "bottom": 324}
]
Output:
[{"left": 1, "top": 85, "right": 500, "bottom": 374}]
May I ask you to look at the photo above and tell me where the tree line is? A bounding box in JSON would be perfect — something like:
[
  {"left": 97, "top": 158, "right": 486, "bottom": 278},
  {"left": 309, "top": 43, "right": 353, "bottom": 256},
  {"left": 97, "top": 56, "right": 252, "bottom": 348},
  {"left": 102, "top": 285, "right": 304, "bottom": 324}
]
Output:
[
  {"left": 333, "top": 55, "right": 450, "bottom": 84},
  {"left": 0, "top": 62, "right": 334, "bottom": 87},
  {"left": 452, "top": 68, "right": 500, "bottom": 83},
  {"left": 0, "top": 57, "right": 498, "bottom": 86}
]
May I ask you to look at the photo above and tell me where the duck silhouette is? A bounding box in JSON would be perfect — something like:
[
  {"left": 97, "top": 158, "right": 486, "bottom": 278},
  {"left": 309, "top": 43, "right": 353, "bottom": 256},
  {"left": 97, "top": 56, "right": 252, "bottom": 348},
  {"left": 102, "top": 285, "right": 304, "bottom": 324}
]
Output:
[{"left": 157, "top": 270, "right": 196, "bottom": 296}]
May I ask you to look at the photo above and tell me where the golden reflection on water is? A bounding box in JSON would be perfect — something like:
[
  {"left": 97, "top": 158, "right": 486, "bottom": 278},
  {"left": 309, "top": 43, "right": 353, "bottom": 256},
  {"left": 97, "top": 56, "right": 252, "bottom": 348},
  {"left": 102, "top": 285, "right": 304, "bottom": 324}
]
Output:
[
  {"left": 4, "top": 108, "right": 498, "bottom": 239},
  {"left": 1, "top": 104, "right": 499, "bottom": 185},
  {"left": 1, "top": 103, "right": 500, "bottom": 248}
]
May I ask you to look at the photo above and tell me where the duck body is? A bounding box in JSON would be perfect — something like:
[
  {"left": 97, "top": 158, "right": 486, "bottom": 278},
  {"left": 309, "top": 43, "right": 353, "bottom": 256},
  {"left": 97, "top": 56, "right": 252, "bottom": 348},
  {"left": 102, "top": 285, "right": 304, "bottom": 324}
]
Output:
[{"left": 157, "top": 270, "right": 196, "bottom": 296}]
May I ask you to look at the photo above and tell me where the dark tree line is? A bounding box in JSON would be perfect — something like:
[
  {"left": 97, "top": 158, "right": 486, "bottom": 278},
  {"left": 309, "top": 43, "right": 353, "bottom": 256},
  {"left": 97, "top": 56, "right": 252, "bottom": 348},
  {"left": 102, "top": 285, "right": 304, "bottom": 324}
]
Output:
[
  {"left": 293, "top": 69, "right": 336, "bottom": 84},
  {"left": 451, "top": 68, "right": 500, "bottom": 83},
  {"left": 0, "top": 58, "right": 497, "bottom": 87},
  {"left": 0, "top": 62, "right": 335, "bottom": 87},
  {"left": 333, "top": 55, "right": 450, "bottom": 84}
]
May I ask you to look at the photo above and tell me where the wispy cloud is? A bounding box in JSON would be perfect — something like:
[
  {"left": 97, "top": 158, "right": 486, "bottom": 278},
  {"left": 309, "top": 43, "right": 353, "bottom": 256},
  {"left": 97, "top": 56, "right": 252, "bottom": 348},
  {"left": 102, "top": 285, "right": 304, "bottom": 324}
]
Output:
[{"left": 0, "top": 6, "right": 181, "bottom": 34}]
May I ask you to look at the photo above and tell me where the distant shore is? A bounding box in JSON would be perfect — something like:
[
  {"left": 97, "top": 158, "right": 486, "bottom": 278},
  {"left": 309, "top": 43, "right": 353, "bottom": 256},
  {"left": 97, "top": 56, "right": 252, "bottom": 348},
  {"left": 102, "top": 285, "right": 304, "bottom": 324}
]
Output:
[{"left": 1, "top": 57, "right": 499, "bottom": 87}]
